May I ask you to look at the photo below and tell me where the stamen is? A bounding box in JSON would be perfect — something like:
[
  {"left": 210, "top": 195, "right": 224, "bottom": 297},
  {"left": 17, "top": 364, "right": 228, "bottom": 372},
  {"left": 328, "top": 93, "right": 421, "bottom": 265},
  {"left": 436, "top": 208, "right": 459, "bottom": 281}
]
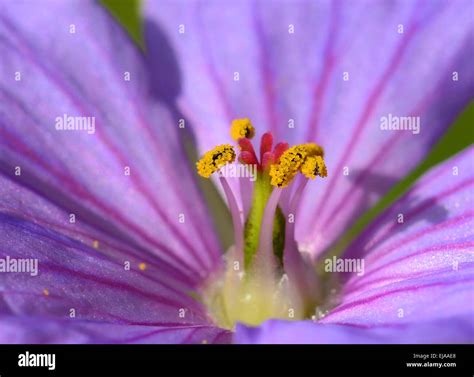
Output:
[
  {"left": 302, "top": 143, "right": 325, "bottom": 158},
  {"left": 219, "top": 176, "right": 244, "bottom": 264},
  {"left": 230, "top": 118, "right": 255, "bottom": 141},
  {"left": 284, "top": 179, "right": 320, "bottom": 312},
  {"left": 269, "top": 144, "right": 325, "bottom": 187},
  {"left": 269, "top": 146, "right": 307, "bottom": 188},
  {"left": 196, "top": 144, "right": 236, "bottom": 178},
  {"left": 196, "top": 118, "right": 328, "bottom": 328},
  {"left": 301, "top": 155, "right": 327, "bottom": 179}
]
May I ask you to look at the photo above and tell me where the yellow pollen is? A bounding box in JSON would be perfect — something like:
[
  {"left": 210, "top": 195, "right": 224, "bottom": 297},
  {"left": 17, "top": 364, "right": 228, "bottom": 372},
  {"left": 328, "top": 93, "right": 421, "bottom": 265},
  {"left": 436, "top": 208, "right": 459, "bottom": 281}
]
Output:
[
  {"left": 92, "top": 240, "right": 99, "bottom": 249},
  {"left": 196, "top": 144, "right": 236, "bottom": 178},
  {"left": 301, "top": 155, "right": 327, "bottom": 179},
  {"left": 269, "top": 143, "right": 325, "bottom": 187},
  {"left": 43, "top": 289, "right": 49, "bottom": 296},
  {"left": 138, "top": 262, "right": 147, "bottom": 271},
  {"left": 301, "top": 143, "right": 324, "bottom": 158},
  {"left": 201, "top": 339, "right": 208, "bottom": 344},
  {"left": 230, "top": 118, "right": 255, "bottom": 141}
]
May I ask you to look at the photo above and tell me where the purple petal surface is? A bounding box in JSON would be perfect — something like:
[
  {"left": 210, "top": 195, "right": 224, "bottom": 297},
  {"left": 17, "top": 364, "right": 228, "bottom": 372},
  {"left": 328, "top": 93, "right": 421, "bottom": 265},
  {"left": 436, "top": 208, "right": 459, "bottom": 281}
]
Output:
[
  {"left": 235, "top": 315, "right": 473, "bottom": 344},
  {"left": 320, "top": 148, "right": 474, "bottom": 327},
  {"left": 144, "top": 0, "right": 474, "bottom": 258},
  {"left": 0, "top": 0, "right": 221, "bottom": 280},
  {"left": 0, "top": 315, "right": 230, "bottom": 344},
  {"left": 0, "top": 207, "right": 215, "bottom": 327},
  {"left": 236, "top": 149, "right": 474, "bottom": 343},
  {"left": 0, "top": 189, "right": 230, "bottom": 342},
  {"left": 0, "top": 0, "right": 229, "bottom": 343}
]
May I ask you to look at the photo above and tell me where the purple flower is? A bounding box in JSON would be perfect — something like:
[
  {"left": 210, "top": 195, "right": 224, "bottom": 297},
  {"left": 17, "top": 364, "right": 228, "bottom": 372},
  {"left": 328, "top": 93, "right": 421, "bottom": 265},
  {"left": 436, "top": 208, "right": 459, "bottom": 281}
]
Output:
[{"left": 0, "top": 0, "right": 472, "bottom": 344}]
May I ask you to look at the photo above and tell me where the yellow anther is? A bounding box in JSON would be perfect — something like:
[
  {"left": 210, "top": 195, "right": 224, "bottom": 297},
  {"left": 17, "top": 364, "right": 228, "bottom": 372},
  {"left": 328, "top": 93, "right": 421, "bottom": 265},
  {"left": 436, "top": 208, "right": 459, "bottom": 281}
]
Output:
[
  {"left": 138, "top": 262, "right": 147, "bottom": 271},
  {"left": 269, "top": 145, "right": 307, "bottom": 187},
  {"left": 230, "top": 118, "right": 255, "bottom": 141},
  {"left": 43, "top": 289, "right": 49, "bottom": 296},
  {"left": 302, "top": 143, "right": 324, "bottom": 158},
  {"left": 196, "top": 144, "right": 236, "bottom": 178},
  {"left": 92, "top": 240, "right": 99, "bottom": 249},
  {"left": 269, "top": 144, "right": 326, "bottom": 187},
  {"left": 301, "top": 155, "right": 327, "bottom": 179}
]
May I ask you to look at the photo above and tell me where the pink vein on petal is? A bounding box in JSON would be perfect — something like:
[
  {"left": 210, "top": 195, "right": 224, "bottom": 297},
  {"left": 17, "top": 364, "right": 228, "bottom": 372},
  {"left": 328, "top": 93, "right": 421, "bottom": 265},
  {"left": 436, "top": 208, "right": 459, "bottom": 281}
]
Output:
[
  {"left": 305, "top": 1, "right": 340, "bottom": 142},
  {"left": 319, "top": 35, "right": 472, "bottom": 231},
  {"left": 0, "top": 127, "right": 202, "bottom": 276},
  {"left": 344, "top": 243, "right": 474, "bottom": 294},
  {"left": 367, "top": 211, "right": 474, "bottom": 265},
  {"left": 1, "top": 17, "right": 210, "bottom": 271},
  {"left": 308, "top": 9, "right": 427, "bottom": 234},
  {"left": 324, "top": 278, "right": 473, "bottom": 319},
  {"left": 253, "top": 4, "right": 279, "bottom": 137}
]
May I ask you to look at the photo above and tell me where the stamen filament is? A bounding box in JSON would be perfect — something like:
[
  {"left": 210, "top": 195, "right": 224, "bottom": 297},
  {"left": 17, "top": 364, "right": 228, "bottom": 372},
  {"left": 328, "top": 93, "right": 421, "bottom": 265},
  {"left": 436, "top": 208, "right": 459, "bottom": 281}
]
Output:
[
  {"left": 219, "top": 176, "right": 244, "bottom": 265},
  {"left": 284, "top": 179, "right": 320, "bottom": 311}
]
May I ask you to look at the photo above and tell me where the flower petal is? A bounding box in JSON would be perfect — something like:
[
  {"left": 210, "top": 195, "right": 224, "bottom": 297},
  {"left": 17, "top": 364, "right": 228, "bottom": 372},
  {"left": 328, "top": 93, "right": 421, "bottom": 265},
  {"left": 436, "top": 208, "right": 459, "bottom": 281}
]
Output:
[
  {"left": 0, "top": 171, "right": 197, "bottom": 287},
  {"left": 297, "top": 1, "right": 473, "bottom": 256},
  {"left": 0, "top": 315, "right": 230, "bottom": 344},
  {"left": 320, "top": 148, "right": 474, "bottom": 327},
  {"left": 235, "top": 316, "right": 473, "bottom": 344},
  {"left": 144, "top": 0, "right": 474, "bottom": 256},
  {"left": 0, "top": 0, "right": 221, "bottom": 280},
  {"left": 0, "top": 209, "right": 215, "bottom": 328}
]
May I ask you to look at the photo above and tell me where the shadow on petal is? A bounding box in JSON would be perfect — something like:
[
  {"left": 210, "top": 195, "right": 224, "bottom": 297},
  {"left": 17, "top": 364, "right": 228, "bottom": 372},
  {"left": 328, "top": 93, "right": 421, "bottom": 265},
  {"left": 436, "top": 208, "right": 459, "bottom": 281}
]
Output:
[{"left": 143, "top": 18, "right": 234, "bottom": 250}]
